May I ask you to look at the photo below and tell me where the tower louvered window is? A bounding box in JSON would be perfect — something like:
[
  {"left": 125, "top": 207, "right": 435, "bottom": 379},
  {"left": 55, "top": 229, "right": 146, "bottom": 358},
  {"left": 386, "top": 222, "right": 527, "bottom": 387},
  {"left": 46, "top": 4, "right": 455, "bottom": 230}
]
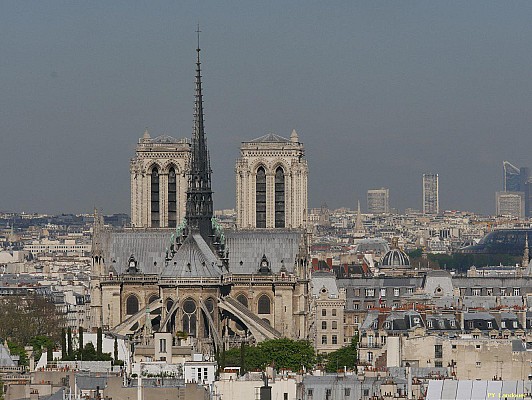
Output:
[
  {"left": 168, "top": 167, "right": 177, "bottom": 227},
  {"left": 275, "top": 167, "right": 285, "bottom": 228},
  {"left": 151, "top": 167, "right": 160, "bottom": 227},
  {"left": 256, "top": 167, "right": 266, "bottom": 228}
]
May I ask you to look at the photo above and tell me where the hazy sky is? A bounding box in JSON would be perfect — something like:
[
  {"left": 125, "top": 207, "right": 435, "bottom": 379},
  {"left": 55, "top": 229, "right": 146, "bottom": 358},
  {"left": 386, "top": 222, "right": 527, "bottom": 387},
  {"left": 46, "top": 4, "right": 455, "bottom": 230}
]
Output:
[{"left": 2, "top": 1, "right": 532, "bottom": 215}]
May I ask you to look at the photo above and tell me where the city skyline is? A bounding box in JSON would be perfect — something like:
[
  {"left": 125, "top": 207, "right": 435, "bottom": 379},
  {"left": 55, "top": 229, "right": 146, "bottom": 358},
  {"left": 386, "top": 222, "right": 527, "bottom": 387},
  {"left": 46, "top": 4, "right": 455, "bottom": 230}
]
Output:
[{"left": 2, "top": 2, "right": 532, "bottom": 215}]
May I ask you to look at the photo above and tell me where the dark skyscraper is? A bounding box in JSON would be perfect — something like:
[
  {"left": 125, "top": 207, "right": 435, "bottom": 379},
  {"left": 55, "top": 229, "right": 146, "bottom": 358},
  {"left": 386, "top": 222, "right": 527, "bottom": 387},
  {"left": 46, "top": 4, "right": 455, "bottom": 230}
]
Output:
[
  {"left": 502, "top": 161, "right": 531, "bottom": 217},
  {"left": 503, "top": 161, "right": 521, "bottom": 192}
]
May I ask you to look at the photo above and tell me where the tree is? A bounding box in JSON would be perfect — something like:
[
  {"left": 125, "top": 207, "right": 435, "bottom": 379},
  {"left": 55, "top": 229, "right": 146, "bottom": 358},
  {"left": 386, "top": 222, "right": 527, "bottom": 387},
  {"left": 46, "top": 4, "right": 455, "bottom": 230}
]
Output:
[
  {"left": 67, "top": 327, "right": 72, "bottom": 357},
  {"left": 222, "top": 339, "right": 316, "bottom": 372},
  {"left": 96, "top": 328, "right": 103, "bottom": 355},
  {"left": 78, "top": 327, "right": 84, "bottom": 352},
  {"left": 61, "top": 329, "right": 67, "bottom": 358},
  {"left": 113, "top": 337, "right": 119, "bottom": 362},
  {"left": 46, "top": 345, "right": 53, "bottom": 364},
  {"left": 0, "top": 295, "right": 63, "bottom": 347},
  {"left": 30, "top": 336, "right": 54, "bottom": 363},
  {"left": 325, "top": 334, "right": 358, "bottom": 373},
  {"left": 7, "top": 342, "right": 28, "bottom": 366}
]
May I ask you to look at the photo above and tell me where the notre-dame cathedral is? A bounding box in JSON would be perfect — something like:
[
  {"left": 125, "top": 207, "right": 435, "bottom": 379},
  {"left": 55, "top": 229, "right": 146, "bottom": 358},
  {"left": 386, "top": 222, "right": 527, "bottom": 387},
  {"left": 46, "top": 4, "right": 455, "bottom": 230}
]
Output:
[{"left": 89, "top": 43, "right": 310, "bottom": 355}]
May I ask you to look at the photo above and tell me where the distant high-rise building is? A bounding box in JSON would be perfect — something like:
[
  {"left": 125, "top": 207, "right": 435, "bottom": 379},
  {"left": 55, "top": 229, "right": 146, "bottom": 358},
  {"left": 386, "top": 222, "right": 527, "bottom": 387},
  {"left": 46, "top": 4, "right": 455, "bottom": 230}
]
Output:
[
  {"left": 502, "top": 161, "right": 531, "bottom": 217},
  {"left": 423, "top": 173, "right": 439, "bottom": 214},
  {"left": 503, "top": 161, "right": 521, "bottom": 192},
  {"left": 367, "top": 188, "right": 389, "bottom": 214},
  {"left": 496, "top": 191, "right": 525, "bottom": 219}
]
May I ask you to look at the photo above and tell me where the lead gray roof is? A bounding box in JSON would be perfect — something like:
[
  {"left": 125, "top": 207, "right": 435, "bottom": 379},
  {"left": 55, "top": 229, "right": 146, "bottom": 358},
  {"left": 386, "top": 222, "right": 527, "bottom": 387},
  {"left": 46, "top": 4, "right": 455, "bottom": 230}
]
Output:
[
  {"left": 311, "top": 272, "right": 339, "bottom": 298},
  {"left": 225, "top": 230, "right": 304, "bottom": 274},
  {"left": 161, "top": 233, "right": 222, "bottom": 278},
  {"left": 102, "top": 229, "right": 169, "bottom": 275}
]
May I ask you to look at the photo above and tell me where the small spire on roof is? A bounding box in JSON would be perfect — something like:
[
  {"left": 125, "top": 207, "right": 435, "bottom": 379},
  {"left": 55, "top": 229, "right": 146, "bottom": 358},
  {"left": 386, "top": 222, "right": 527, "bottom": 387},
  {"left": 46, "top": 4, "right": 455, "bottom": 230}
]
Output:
[
  {"left": 143, "top": 128, "right": 151, "bottom": 140},
  {"left": 290, "top": 129, "right": 299, "bottom": 143}
]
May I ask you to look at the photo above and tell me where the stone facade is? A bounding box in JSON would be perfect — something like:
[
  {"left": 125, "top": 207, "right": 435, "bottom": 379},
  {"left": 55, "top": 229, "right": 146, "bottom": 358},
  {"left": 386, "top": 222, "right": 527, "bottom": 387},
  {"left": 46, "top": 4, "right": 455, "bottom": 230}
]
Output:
[
  {"left": 130, "top": 130, "right": 190, "bottom": 228},
  {"left": 235, "top": 130, "right": 308, "bottom": 229},
  {"left": 311, "top": 272, "right": 346, "bottom": 353}
]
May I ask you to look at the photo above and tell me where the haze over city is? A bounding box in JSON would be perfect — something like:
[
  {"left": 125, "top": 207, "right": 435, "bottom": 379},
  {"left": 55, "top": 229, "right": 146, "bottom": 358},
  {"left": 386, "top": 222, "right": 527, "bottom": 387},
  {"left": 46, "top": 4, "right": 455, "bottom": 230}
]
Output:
[{"left": 2, "top": 2, "right": 532, "bottom": 215}]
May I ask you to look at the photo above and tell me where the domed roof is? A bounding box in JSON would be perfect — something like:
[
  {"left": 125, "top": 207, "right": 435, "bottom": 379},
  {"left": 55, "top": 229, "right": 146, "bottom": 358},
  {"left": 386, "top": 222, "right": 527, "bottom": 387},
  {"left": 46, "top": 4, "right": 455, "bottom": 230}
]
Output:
[{"left": 381, "top": 238, "right": 410, "bottom": 268}]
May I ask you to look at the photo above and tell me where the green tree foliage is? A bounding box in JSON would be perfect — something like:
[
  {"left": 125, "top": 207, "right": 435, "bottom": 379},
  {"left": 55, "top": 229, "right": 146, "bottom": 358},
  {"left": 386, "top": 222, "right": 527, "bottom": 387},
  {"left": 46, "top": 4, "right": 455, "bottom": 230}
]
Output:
[
  {"left": 67, "top": 327, "right": 72, "bottom": 357},
  {"left": 61, "top": 341, "right": 112, "bottom": 362},
  {"left": 30, "top": 336, "right": 54, "bottom": 363},
  {"left": 0, "top": 295, "right": 63, "bottom": 347},
  {"left": 46, "top": 346, "right": 53, "bottom": 363},
  {"left": 114, "top": 337, "right": 118, "bottom": 362},
  {"left": 96, "top": 328, "right": 103, "bottom": 355},
  {"left": 324, "top": 334, "right": 358, "bottom": 373},
  {"left": 7, "top": 342, "right": 28, "bottom": 366},
  {"left": 222, "top": 339, "right": 316, "bottom": 372},
  {"left": 61, "top": 329, "right": 67, "bottom": 357},
  {"left": 78, "top": 327, "right": 84, "bottom": 352}
]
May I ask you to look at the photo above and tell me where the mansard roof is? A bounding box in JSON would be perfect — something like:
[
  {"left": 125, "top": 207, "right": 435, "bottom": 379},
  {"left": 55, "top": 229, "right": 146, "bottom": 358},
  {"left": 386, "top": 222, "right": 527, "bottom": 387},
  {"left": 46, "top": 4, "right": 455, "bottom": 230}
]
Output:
[
  {"left": 102, "top": 230, "right": 169, "bottom": 275},
  {"left": 161, "top": 233, "right": 222, "bottom": 278},
  {"left": 225, "top": 229, "right": 304, "bottom": 274},
  {"left": 247, "top": 133, "right": 291, "bottom": 143},
  {"left": 312, "top": 271, "right": 340, "bottom": 298}
]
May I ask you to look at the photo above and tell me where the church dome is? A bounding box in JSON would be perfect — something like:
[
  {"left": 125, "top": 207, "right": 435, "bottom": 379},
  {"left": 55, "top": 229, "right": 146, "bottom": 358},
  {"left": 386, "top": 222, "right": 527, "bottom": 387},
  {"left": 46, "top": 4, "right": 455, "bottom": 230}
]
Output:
[{"left": 381, "top": 238, "right": 410, "bottom": 267}]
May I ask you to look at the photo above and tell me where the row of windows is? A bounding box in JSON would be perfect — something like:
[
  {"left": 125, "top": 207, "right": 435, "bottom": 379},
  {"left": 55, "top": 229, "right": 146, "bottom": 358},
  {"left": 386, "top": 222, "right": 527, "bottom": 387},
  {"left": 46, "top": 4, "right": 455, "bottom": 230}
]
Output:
[
  {"left": 307, "top": 388, "right": 351, "bottom": 397},
  {"left": 150, "top": 167, "right": 178, "bottom": 228},
  {"left": 256, "top": 166, "right": 285, "bottom": 228},
  {"left": 321, "top": 309, "right": 338, "bottom": 317},
  {"left": 361, "top": 287, "right": 415, "bottom": 297},
  {"left": 321, "top": 335, "right": 338, "bottom": 345},
  {"left": 321, "top": 321, "right": 338, "bottom": 330},
  {"left": 236, "top": 293, "right": 272, "bottom": 314},
  {"left": 352, "top": 302, "right": 399, "bottom": 310},
  {"left": 467, "top": 287, "right": 521, "bottom": 296}
]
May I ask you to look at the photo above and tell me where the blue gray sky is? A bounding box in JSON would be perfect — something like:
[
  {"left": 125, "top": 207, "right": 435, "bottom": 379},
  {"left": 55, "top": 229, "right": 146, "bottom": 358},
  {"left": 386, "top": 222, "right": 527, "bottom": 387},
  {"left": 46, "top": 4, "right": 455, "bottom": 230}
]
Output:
[{"left": 2, "top": 2, "right": 532, "bottom": 215}]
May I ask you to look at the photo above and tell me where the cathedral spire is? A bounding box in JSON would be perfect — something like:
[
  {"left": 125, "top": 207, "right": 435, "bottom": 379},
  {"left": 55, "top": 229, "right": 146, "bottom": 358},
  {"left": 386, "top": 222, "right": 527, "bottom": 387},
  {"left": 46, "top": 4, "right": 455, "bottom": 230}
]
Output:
[
  {"left": 354, "top": 200, "right": 366, "bottom": 238},
  {"left": 522, "top": 234, "right": 529, "bottom": 268},
  {"left": 185, "top": 27, "right": 214, "bottom": 239}
]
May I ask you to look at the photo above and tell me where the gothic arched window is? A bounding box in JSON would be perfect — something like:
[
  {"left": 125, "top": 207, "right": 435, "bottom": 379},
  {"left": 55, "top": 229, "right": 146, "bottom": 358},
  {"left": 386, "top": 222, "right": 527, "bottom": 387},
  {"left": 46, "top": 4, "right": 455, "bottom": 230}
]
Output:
[
  {"left": 168, "top": 167, "right": 177, "bottom": 228},
  {"left": 182, "top": 298, "right": 197, "bottom": 336},
  {"left": 256, "top": 167, "right": 266, "bottom": 228},
  {"left": 166, "top": 298, "right": 174, "bottom": 311},
  {"left": 275, "top": 166, "right": 285, "bottom": 228},
  {"left": 258, "top": 294, "right": 271, "bottom": 314},
  {"left": 126, "top": 295, "right": 139, "bottom": 315},
  {"left": 151, "top": 167, "right": 160, "bottom": 227},
  {"left": 236, "top": 294, "right": 248, "bottom": 308}
]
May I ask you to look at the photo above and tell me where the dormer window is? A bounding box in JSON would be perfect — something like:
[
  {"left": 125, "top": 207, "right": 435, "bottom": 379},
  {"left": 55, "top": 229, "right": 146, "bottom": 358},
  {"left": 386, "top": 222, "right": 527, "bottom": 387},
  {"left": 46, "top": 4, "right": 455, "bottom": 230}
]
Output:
[
  {"left": 258, "top": 254, "right": 271, "bottom": 274},
  {"left": 127, "top": 255, "right": 139, "bottom": 274}
]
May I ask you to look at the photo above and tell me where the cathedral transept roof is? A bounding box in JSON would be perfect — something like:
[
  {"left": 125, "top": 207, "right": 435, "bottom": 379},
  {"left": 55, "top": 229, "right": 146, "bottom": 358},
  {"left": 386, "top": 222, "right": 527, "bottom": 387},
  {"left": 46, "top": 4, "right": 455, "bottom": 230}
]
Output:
[{"left": 161, "top": 233, "right": 222, "bottom": 278}]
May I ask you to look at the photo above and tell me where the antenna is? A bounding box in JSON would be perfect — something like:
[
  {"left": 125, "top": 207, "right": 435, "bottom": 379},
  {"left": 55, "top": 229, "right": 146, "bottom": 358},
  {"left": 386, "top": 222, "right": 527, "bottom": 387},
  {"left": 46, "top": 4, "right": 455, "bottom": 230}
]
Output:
[{"left": 196, "top": 24, "right": 201, "bottom": 51}]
